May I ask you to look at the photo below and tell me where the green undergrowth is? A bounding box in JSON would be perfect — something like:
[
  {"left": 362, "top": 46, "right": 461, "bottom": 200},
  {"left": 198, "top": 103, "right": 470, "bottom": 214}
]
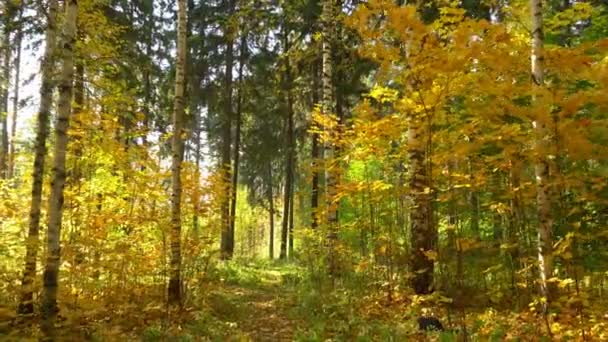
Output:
[{"left": 5, "top": 260, "right": 600, "bottom": 341}]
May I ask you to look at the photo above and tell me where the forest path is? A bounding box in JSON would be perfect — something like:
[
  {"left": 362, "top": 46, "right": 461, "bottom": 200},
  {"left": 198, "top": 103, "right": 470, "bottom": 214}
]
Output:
[{"left": 206, "top": 262, "right": 301, "bottom": 341}]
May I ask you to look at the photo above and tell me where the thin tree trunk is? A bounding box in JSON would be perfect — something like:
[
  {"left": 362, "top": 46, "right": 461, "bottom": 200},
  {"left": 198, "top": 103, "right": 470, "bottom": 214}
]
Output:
[
  {"left": 322, "top": 0, "right": 337, "bottom": 277},
  {"left": 8, "top": 4, "right": 23, "bottom": 179},
  {"left": 41, "top": 1, "right": 78, "bottom": 336},
  {"left": 508, "top": 158, "right": 522, "bottom": 300},
  {"left": 0, "top": 11, "right": 11, "bottom": 179},
  {"left": 17, "top": 0, "right": 58, "bottom": 316},
  {"left": 530, "top": 0, "right": 555, "bottom": 308},
  {"left": 280, "top": 35, "right": 294, "bottom": 260},
  {"left": 229, "top": 33, "right": 246, "bottom": 254},
  {"left": 468, "top": 158, "right": 480, "bottom": 239},
  {"left": 142, "top": 2, "right": 154, "bottom": 146},
  {"left": 168, "top": 0, "right": 188, "bottom": 305},
  {"left": 220, "top": 0, "right": 235, "bottom": 259},
  {"left": 310, "top": 60, "right": 320, "bottom": 229},
  {"left": 267, "top": 163, "right": 275, "bottom": 259},
  {"left": 288, "top": 173, "right": 295, "bottom": 257},
  {"left": 193, "top": 105, "right": 202, "bottom": 233}
]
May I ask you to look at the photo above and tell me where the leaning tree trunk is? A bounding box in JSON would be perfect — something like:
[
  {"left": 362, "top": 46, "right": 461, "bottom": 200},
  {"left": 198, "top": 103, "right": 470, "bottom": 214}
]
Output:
[
  {"left": 408, "top": 115, "right": 435, "bottom": 295},
  {"left": 17, "top": 0, "right": 58, "bottom": 316},
  {"left": 8, "top": 3, "right": 23, "bottom": 179},
  {"left": 530, "top": 0, "right": 555, "bottom": 307},
  {"left": 321, "top": 0, "right": 338, "bottom": 277},
  {"left": 168, "top": 0, "right": 188, "bottom": 305},
  {"left": 220, "top": 0, "right": 236, "bottom": 259},
  {"left": 41, "top": 0, "right": 78, "bottom": 336}
]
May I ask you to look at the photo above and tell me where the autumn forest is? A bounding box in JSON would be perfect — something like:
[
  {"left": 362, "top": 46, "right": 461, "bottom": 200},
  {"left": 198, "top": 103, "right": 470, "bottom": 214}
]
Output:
[{"left": 1, "top": 0, "right": 608, "bottom": 340}]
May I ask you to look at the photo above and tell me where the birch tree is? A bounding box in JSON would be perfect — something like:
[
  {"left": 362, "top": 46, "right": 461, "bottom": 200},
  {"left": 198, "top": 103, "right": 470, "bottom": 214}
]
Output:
[
  {"left": 41, "top": 0, "right": 78, "bottom": 335},
  {"left": 530, "top": 0, "right": 555, "bottom": 306},
  {"left": 168, "top": 0, "right": 188, "bottom": 305},
  {"left": 321, "top": 0, "right": 338, "bottom": 276},
  {"left": 17, "top": 0, "right": 58, "bottom": 316}
]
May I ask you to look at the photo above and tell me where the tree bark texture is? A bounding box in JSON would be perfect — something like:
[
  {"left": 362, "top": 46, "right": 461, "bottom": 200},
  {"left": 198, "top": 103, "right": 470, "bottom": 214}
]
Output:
[
  {"left": 168, "top": 0, "right": 188, "bottom": 305},
  {"left": 530, "top": 0, "right": 555, "bottom": 305},
  {"left": 41, "top": 0, "right": 78, "bottom": 336},
  {"left": 18, "top": 0, "right": 58, "bottom": 316}
]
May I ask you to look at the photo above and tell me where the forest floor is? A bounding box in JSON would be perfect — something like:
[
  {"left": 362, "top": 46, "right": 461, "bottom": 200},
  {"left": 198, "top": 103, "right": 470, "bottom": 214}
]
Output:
[
  {"left": 203, "top": 263, "right": 300, "bottom": 341},
  {"left": 5, "top": 261, "right": 604, "bottom": 341},
  {"left": 1, "top": 262, "right": 305, "bottom": 342}
]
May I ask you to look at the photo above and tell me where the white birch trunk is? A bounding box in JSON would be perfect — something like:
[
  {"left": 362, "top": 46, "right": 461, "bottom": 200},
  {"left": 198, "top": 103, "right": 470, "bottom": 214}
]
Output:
[
  {"left": 530, "top": 0, "right": 554, "bottom": 304},
  {"left": 18, "top": 0, "right": 58, "bottom": 316},
  {"left": 41, "top": 0, "right": 78, "bottom": 335},
  {"left": 168, "top": 0, "right": 187, "bottom": 305}
]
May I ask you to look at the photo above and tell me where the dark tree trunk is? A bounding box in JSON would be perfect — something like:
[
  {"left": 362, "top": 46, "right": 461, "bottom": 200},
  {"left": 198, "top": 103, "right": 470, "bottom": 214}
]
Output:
[
  {"left": 408, "top": 117, "right": 435, "bottom": 295},
  {"left": 288, "top": 155, "right": 295, "bottom": 257},
  {"left": 267, "top": 163, "right": 275, "bottom": 259},
  {"left": 310, "top": 60, "right": 320, "bottom": 229},
  {"left": 220, "top": 0, "right": 236, "bottom": 259},
  {"left": 229, "top": 33, "right": 246, "bottom": 255},
  {"left": 280, "top": 36, "right": 294, "bottom": 260},
  {"left": 0, "top": 9, "right": 12, "bottom": 179}
]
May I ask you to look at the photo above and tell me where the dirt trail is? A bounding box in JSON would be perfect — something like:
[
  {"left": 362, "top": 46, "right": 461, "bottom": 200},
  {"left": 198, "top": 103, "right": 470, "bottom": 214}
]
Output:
[
  {"left": 234, "top": 284, "right": 296, "bottom": 341},
  {"left": 209, "top": 267, "right": 299, "bottom": 341}
]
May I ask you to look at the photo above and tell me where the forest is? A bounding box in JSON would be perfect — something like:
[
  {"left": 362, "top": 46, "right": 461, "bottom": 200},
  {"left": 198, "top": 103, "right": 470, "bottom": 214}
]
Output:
[{"left": 1, "top": 0, "right": 608, "bottom": 340}]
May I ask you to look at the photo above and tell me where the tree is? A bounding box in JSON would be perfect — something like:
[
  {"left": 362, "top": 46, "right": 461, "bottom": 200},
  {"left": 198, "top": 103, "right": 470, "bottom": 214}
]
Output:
[
  {"left": 530, "top": 0, "right": 555, "bottom": 309},
  {"left": 321, "top": 0, "right": 338, "bottom": 276},
  {"left": 41, "top": 0, "right": 78, "bottom": 335},
  {"left": 310, "top": 60, "right": 320, "bottom": 230},
  {"left": 8, "top": 0, "right": 23, "bottom": 179},
  {"left": 220, "top": 0, "right": 236, "bottom": 260},
  {"left": 17, "top": 0, "right": 58, "bottom": 316},
  {"left": 168, "top": 0, "right": 188, "bottom": 305},
  {"left": 407, "top": 111, "right": 435, "bottom": 295},
  {"left": 229, "top": 30, "right": 247, "bottom": 260},
  {"left": 280, "top": 33, "right": 295, "bottom": 260},
  {"left": 0, "top": 0, "right": 14, "bottom": 179}
]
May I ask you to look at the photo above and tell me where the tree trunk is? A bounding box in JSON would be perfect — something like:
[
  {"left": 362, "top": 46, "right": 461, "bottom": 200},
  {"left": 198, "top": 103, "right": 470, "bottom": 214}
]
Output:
[
  {"left": 8, "top": 4, "right": 23, "bottom": 179},
  {"left": 530, "top": 0, "right": 555, "bottom": 306},
  {"left": 288, "top": 155, "right": 295, "bottom": 258},
  {"left": 267, "top": 163, "right": 275, "bottom": 259},
  {"left": 168, "top": 0, "right": 188, "bottom": 305},
  {"left": 468, "top": 158, "right": 480, "bottom": 239},
  {"left": 507, "top": 158, "right": 523, "bottom": 298},
  {"left": 220, "top": 0, "right": 235, "bottom": 259},
  {"left": 408, "top": 116, "right": 435, "bottom": 295},
  {"left": 0, "top": 11, "right": 11, "bottom": 179},
  {"left": 280, "top": 36, "right": 294, "bottom": 260},
  {"left": 41, "top": 0, "right": 78, "bottom": 336},
  {"left": 322, "top": 0, "right": 337, "bottom": 277},
  {"left": 17, "top": 0, "right": 58, "bottom": 316},
  {"left": 310, "top": 60, "right": 320, "bottom": 230},
  {"left": 229, "top": 33, "right": 246, "bottom": 255}
]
